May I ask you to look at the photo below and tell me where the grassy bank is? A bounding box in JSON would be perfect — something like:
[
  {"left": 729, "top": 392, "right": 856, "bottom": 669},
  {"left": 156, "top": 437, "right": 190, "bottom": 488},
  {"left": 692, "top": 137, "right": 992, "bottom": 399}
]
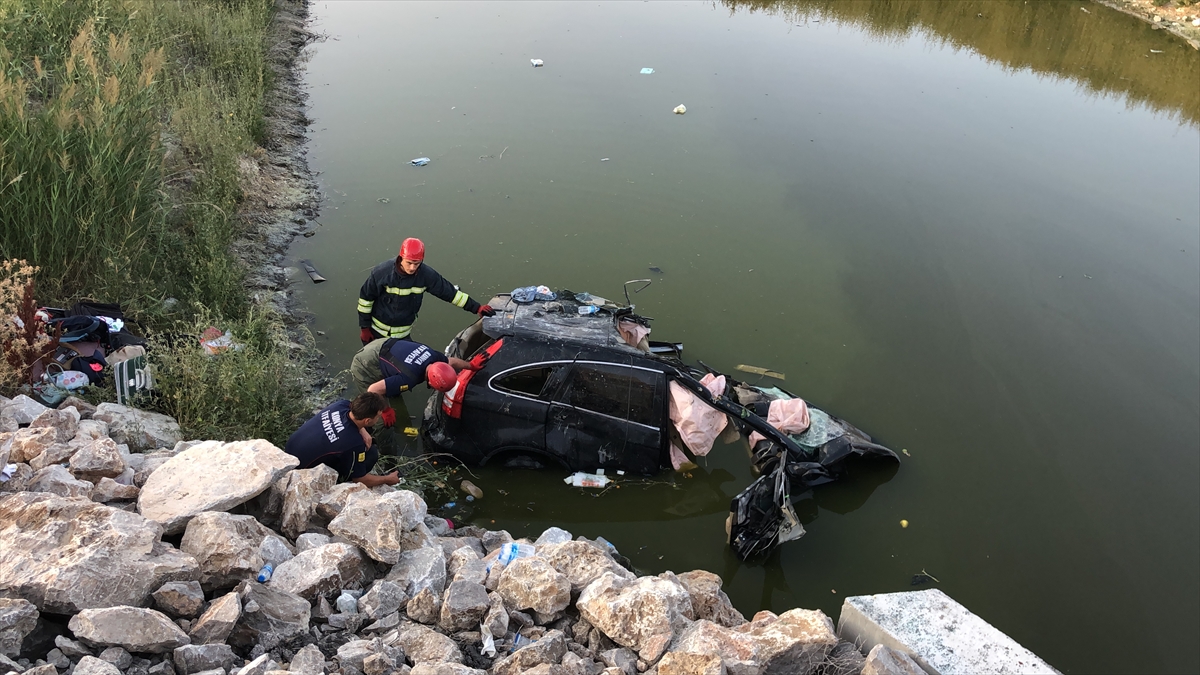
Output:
[{"left": 0, "top": 0, "right": 312, "bottom": 445}]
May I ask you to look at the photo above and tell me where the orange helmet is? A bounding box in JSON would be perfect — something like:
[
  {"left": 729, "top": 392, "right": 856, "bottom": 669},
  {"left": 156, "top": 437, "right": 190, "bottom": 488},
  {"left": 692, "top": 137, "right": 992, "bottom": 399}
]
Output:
[
  {"left": 426, "top": 361, "right": 457, "bottom": 392},
  {"left": 399, "top": 237, "right": 425, "bottom": 261}
]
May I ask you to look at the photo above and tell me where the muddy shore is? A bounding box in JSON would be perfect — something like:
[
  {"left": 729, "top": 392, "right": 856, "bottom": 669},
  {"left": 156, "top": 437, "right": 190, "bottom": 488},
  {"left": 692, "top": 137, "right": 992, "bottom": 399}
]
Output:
[
  {"left": 230, "top": 0, "right": 332, "bottom": 399},
  {"left": 1094, "top": 0, "right": 1200, "bottom": 49}
]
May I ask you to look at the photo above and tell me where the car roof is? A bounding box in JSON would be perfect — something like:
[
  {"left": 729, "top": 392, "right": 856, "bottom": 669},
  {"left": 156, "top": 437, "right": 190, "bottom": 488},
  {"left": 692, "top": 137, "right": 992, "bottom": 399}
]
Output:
[{"left": 480, "top": 294, "right": 651, "bottom": 356}]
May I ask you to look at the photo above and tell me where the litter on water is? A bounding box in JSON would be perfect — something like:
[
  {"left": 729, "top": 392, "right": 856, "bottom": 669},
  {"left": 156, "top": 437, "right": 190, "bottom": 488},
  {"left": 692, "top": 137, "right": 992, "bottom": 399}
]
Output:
[
  {"left": 649, "top": 266, "right": 664, "bottom": 274},
  {"left": 736, "top": 364, "right": 785, "bottom": 380},
  {"left": 673, "top": 104, "right": 687, "bottom": 114},
  {"left": 410, "top": 157, "right": 431, "bottom": 166},
  {"left": 565, "top": 471, "right": 610, "bottom": 488},
  {"left": 530, "top": 58, "right": 544, "bottom": 67},
  {"left": 299, "top": 260, "right": 326, "bottom": 284},
  {"left": 640, "top": 67, "right": 655, "bottom": 74},
  {"left": 600, "top": 158, "right": 610, "bottom": 162}
]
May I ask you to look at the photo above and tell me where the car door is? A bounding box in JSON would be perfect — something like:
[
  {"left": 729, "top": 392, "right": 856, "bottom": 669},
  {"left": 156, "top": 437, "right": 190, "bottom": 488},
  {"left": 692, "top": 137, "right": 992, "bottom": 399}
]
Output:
[
  {"left": 546, "top": 360, "right": 666, "bottom": 474},
  {"left": 475, "top": 362, "right": 566, "bottom": 457}
]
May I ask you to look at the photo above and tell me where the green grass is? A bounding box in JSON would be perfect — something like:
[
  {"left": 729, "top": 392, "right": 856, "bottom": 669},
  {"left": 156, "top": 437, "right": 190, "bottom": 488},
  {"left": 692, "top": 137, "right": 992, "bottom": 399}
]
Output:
[
  {"left": 0, "top": 0, "right": 273, "bottom": 310},
  {"left": 0, "top": 0, "right": 313, "bottom": 442},
  {"left": 149, "top": 311, "right": 312, "bottom": 447}
]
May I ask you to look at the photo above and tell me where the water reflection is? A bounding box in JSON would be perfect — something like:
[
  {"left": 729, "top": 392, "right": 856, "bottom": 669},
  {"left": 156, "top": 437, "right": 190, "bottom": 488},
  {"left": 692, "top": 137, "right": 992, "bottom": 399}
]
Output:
[{"left": 726, "top": 0, "right": 1200, "bottom": 126}]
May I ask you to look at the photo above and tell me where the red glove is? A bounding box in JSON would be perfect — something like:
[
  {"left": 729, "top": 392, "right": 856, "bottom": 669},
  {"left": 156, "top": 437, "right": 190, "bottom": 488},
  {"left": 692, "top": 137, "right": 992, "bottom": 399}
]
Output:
[
  {"left": 360, "top": 328, "right": 374, "bottom": 345},
  {"left": 380, "top": 408, "right": 396, "bottom": 428},
  {"left": 477, "top": 304, "right": 495, "bottom": 317}
]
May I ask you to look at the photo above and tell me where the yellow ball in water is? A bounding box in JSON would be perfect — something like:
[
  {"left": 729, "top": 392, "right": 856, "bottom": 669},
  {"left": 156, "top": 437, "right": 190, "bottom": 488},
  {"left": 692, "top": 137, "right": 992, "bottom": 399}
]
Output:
[{"left": 900, "top": 519, "right": 909, "bottom": 528}]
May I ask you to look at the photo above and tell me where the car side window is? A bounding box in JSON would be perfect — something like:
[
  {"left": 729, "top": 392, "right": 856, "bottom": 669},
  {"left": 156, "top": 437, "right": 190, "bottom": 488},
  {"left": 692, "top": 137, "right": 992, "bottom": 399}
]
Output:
[
  {"left": 568, "top": 364, "right": 660, "bottom": 427},
  {"left": 494, "top": 366, "right": 555, "bottom": 398}
]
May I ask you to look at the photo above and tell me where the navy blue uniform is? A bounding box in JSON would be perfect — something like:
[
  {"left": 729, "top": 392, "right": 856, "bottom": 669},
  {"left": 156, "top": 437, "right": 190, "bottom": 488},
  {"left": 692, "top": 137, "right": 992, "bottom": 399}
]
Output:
[
  {"left": 374, "top": 339, "right": 450, "bottom": 397},
  {"left": 284, "top": 399, "right": 377, "bottom": 482}
]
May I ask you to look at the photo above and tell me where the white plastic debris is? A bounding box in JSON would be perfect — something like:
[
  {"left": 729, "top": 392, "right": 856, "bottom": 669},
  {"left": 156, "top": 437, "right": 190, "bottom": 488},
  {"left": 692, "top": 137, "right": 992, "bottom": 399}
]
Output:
[
  {"left": 564, "top": 471, "right": 610, "bottom": 488},
  {"left": 673, "top": 104, "right": 687, "bottom": 114},
  {"left": 530, "top": 59, "right": 544, "bottom": 67}
]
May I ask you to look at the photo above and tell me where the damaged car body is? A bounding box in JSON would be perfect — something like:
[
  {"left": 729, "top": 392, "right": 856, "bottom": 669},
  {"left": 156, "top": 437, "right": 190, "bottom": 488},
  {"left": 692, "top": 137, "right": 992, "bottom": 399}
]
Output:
[{"left": 421, "top": 289, "right": 899, "bottom": 559}]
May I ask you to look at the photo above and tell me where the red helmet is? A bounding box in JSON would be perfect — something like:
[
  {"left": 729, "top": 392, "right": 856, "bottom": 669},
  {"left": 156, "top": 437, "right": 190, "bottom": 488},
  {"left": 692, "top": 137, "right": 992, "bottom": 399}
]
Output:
[
  {"left": 426, "top": 361, "right": 457, "bottom": 392},
  {"left": 399, "top": 237, "right": 425, "bottom": 261}
]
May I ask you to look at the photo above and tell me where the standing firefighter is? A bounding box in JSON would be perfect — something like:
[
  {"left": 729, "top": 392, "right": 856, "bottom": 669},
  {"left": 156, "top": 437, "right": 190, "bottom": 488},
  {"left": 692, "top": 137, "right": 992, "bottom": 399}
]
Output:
[{"left": 357, "top": 237, "right": 495, "bottom": 344}]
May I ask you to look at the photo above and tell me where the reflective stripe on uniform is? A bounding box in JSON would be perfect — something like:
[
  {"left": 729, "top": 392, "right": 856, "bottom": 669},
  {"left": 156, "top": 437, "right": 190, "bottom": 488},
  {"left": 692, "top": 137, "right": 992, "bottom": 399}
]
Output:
[
  {"left": 384, "top": 286, "right": 426, "bottom": 296},
  {"left": 451, "top": 289, "right": 469, "bottom": 308},
  {"left": 371, "top": 317, "right": 412, "bottom": 338},
  {"left": 357, "top": 298, "right": 374, "bottom": 312}
]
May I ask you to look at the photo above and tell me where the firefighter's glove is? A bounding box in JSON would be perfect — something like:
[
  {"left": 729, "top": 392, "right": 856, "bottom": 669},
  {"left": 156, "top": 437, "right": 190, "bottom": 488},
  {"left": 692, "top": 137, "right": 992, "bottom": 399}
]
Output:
[
  {"left": 477, "top": 304, "right": 496, "bottom": 317},
  {"left": 360, "top": 328, "right": 374, "bottom": 345},
  {"left": 380, "top": 408, "right": 396, "bottom": 428}
]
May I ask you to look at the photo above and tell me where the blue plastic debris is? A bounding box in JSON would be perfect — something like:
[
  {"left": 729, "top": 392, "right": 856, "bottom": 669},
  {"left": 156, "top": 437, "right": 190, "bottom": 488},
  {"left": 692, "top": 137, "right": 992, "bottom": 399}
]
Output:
[
  {"left": 410, "top": 157, "right": 431, "bottom": 166},
  {"left": 512, "top": 285, "right": 557, "bottom": 303},
  {"left": 640, "top": 68, "right": 654, "bottom": 74}
]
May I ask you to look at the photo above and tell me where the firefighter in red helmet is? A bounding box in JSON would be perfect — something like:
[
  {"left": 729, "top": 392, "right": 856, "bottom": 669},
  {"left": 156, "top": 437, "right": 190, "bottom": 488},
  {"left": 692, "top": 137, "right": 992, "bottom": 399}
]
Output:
[{"left": 356, "top": 237, "right": 494, "bottom": 344}]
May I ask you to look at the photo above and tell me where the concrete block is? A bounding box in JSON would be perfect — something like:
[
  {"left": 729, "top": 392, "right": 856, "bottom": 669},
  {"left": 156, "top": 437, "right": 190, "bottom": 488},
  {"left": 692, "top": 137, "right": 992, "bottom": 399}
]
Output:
[{"left": 837, "top": 589, "right": 1058, "bottom": 675}]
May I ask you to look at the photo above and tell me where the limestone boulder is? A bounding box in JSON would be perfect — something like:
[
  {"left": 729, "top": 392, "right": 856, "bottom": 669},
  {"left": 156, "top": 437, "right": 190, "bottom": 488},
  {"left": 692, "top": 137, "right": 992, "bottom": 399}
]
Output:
[
  {"left": 446, "top": 547, "right": 480, "bottom": 579},
  {"left": 288, "top": 643, "right": 325, "bottom": 675},
  {"left": 482, "top": 593, "right": 508, "bottom": 641},
  {"left": 491, "top": 630, "right": 567, "bottom": 675},
  {"left": 335, "top": 638, "right": 402, "bottom": 673},
  {"left": 69, "top": 438, "right": 128, "bottom": 484},
  {"left": 577, "top": 572, "right": 695, "bottom": 659},
  {"left": 180, "top": 512, "right": 279, "bottom": 591},
  {"left": 5, "top": 395, "right": 49, "bottom": 425},
  {"left": 497, "top": 557, "right": 571, "bottom": 616},
  {"left": 295, "top": 533, "right": 332, "bottom": 552},
  {"left": 188, "top": 592, "right": 240, "bottom": 645},
  {"left": 152, "top": 581, "right": 206, "bottom": 619},
  {"left": 227, "top": 581, "right": 310, "bottom": 652},
  {"left": 69, "top": 606, "right": 190, "bottom": 654},
  {"left": 0, "top": 493, "right": 198, "bottom": 613},
  {"left": 73, "top": 419, "right": 109, "bottom": 443},
  {"left": 91, "top": 477, "right": 140, "bottom": 503},
  {"left": 277, "top": 464, "right": 338, "bottom": 539},
  {"left": 395, "top": 623, "right": 461, "bottom": 665},
  {"left": 139, "top": 440, "right": 299, "bottom": 534},
  {"left": 534, "top": 527, "right": 573, "bottom": 546},
  {"left": 358, "top": 581, "right": 406, "bottom": 620},
  {"left": 438, "top": 581, "right": 490, "bottom": 632},
  {"left": 269, "top": 543, "right": 366, "bottom": 600},
  {"left": 540, "top": 541, "right": 636, "bottom": 594},
  {"left": 327, "top": 491, "right": 408, "bottom": 564},
  {"left": 658, "top": 652, "right": 726, "bottom": 675},
  {"left": 28, "top": 443, "right": 76, "bottom": 472},
  {"left": 385, "top": 546, "right": 446, "bottom": 598},
  {"left": 59, "top": 396, "right": 97, "bottom": 419},
  {"left": 0, "top": 598, "right": 38, "bottom": 657},
  {"left": 668, "top": 609, "right": 837, "bottom": 675},
  {"left": 406, "top": 587, "right": 441, "bottom": 625},
  {"left": 9, "top": 427, "right": 58, "bottom": 463},
  {"left": 93, "top": 403, "right": 181, "bottom": 451},
  {"left": 29, "top": 408, "right": 79, "bottom": 443},
  {"left": 174, "top": 644, "right": 236, "bottom": 675},
  {"left": 0, "top": 463, "right": 32, "bottom": 493},
  {"left": 383, "top": 490, "right": 428, "bottom": 530},
  {"left": 74, "top": 655, "right": 121, "bottom": 675},
  {"left": 29, "top": 464, "right": 94, "bottom": 499},
  {"left": 409, "top": 665, "right": 486, "bottom": 675},
  {"left": 860, "top": 645, "right": 924, "bottom": 675},
  {"left": 677, "top": 571, "right": 746, "bottom": 628},
  {"left": 316, "top": 482, "right": 368, "bottom": 521},
  {"left": 133, "top": 450, "right": 176, "bottom": 488}
]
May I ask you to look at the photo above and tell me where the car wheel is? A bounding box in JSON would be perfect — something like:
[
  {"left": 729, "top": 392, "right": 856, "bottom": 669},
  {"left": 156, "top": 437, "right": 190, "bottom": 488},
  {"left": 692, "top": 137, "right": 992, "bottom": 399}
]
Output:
[{"left": 500, "top": 453, "right": 547, "bottom": 470}]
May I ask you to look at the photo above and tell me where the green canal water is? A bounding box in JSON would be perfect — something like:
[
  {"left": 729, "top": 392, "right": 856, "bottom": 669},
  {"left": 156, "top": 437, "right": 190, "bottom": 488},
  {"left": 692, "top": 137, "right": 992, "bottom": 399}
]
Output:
[{"left": 287, "top": 2, "right": 1200, "bottom": 672}]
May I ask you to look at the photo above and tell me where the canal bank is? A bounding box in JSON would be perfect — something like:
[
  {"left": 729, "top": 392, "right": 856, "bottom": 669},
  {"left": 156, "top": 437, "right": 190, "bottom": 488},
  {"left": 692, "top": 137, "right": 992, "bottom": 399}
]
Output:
[{"left": 0, "top": 395, "right": 1058, "bottom": 674}]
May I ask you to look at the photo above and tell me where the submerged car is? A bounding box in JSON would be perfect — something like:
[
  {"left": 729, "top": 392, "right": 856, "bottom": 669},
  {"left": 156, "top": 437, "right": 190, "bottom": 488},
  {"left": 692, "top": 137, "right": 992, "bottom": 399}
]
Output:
[{"left": 421, "top": 288, "right": 899, "bottom": 558}]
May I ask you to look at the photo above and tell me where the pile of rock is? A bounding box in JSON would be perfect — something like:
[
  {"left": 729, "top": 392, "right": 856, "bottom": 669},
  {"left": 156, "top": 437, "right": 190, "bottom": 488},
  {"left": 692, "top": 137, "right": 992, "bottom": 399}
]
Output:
[{"left": 0, "top": 394, "right": 906, "bottom": 675}]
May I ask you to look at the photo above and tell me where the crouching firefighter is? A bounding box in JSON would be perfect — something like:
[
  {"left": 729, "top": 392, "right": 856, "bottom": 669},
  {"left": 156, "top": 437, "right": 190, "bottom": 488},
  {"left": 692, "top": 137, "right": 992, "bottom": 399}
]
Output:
[
  {"left": 284, "top": 393, "right": 400, "bottom": 487},
  {"left": 351, "top": 337, "right": 471, "bottom": 455},
  {"left": 356, "top": 237, "right": 495, "bottom": 344}
]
